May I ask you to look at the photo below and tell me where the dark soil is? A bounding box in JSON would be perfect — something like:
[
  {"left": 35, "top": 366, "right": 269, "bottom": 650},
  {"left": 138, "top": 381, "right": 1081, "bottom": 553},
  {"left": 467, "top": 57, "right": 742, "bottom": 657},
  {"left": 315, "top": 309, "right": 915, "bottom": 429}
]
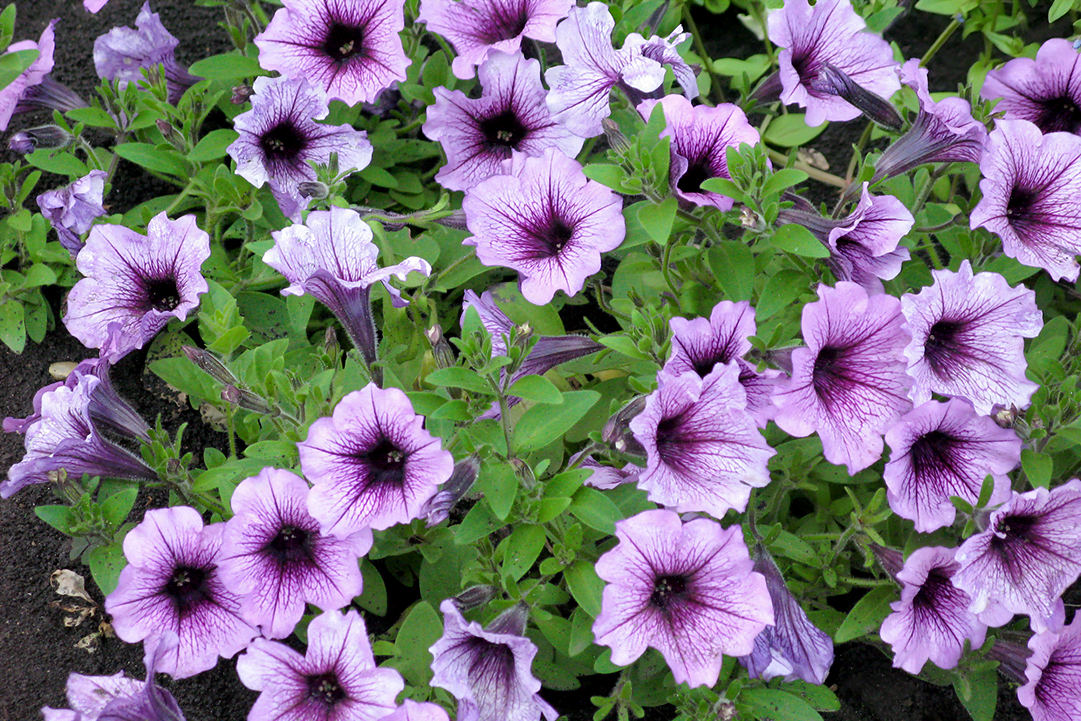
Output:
[{"left": 0, "top": 1, "right": 1043, "bottom": 720}]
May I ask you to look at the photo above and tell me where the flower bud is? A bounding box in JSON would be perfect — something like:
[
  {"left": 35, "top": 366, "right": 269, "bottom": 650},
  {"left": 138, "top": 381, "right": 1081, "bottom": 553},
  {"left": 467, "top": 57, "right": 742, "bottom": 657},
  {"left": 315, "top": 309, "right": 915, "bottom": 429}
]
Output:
[
  {"left": 425, "top": 325, "right": 456, "bottom": 370},
  {"left": 298, "top": 181, "right": 329, "bottom": 200},
  {"left": 182, "top": 346, "right": 239, "bottom": 386},
  {"left": 601, "top": 118, "right": 631, "bottom": 154},
  {"left": 231, "top": 84, "right": 254, "bottom": 104},
  {"left": 602, "top": 396, "right": 647, "bottom": 456},
  {"left": 452, "top": 584, "right": 497, "bottom": 612},
  {"left": 8, "top": 125, "right": 73, "bottom": 154},
  {"left": 811, "top": 63, "right": 903, "bottom": 130}
]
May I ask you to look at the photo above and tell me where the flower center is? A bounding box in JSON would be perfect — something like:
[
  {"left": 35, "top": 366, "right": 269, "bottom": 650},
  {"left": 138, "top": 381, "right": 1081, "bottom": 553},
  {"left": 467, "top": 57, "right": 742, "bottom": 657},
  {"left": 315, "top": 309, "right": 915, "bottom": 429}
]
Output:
[
  {"left": 677, "top": 161, "right": 713, "bottom": 195},
  {"left": 164, "top": 565, "right": 209, "bottom": 613},
  {"left": 260, "top": 122, "right": 306, "bottom": 162},
  {"left": 266, "top": 524, "right": 313, "bottom": 565},
  {"left": 812, "top": 345, "right": 848, "bottom": 404},
  {"left": 1006, "top": 186, "right": 1036, "bottom": 225},
  {"left": 649, "top": 573, "right": 688, "bottom": 612},
  {"left": 909, "top": 429, "right": 958, "bottom": 481},
  {"left": 322, "top": 22, "right": 365, "bottom": 63},
  {"left": 476, "top": 4, "right": 530, "bottom": 43},
  {"left": 912, "top": 567, "right": 959, "bottom": 610},
  {"left": 924, "top": 320, "right": 964, "bottom": 379},
  {"left": 480, "top": 109, "right": 529, "bottom": 150},
  {"left": 1035, "top": 95, "right": 1081, "bottom": 135},
  {"left": 306, "top": 673, "right": 346, "bottom": 706},
  {"left": 143, "top": 276, "right": 181, "bottom": 312},
  {"left": 364, "top": 438, "right": 407, "bottom": 486}
]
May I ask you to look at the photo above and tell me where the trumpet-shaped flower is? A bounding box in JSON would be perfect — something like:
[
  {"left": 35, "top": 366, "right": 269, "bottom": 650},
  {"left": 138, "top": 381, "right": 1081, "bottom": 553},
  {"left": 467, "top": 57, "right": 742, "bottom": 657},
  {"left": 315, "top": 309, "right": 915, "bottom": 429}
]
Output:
[
  {"left": 105, "top": 507, "right": 258, "bottom": 679},
  {"left": 424, "top": 50, "right": 583, "bottom": 191},
  {"left": 417, "top": 0, "right": 573, "bottom": 80},
  {"left": 900, "top": 260, "right": 1042, "bottom": 414},
  {"left": 982, "top": 39, "right": 1081, "bottom": 136},
  {"left": 970, "top": 119, "right": 1081, "bottom": 281},
  {"left": 64, "top": 212, "right": 210, "bottom": 363},
  {"left": 0, "top": 20, "right": 55, "bottom": 131},
  {"left": 94, "top": 3, "right": 200, "bottom": 104},
  {"left": 773, "top": 282, "right": 912, "bottom": 474},
  {"left": 594, "top": 509, "right": 773, "bottom": 688},
  {"left": 1019, "top": 615, "right": 1081, "bottom": 721},
  {"left": 37, "top": 170, "right": 108, "bottom": 256},
  {"left": 254, "top": 0, "right": 410, "bottom": 106},
  {"left": 219, "top": 468, "right": 372, "bottom": 639},
  {"left": 463, "top": 148, "right": 624, "bottom": 304},
  {"left": 237, "top": 609, "right": 403, "bottom": 721},
  {"left": 300, "top": 383, "right": 454, "bottom": 536},
  {"left": 884, "top": 399, "right": 1021, "bottom": 533},
  {"left": 227, "top": 75, "right": 373, "bottom": 219}
]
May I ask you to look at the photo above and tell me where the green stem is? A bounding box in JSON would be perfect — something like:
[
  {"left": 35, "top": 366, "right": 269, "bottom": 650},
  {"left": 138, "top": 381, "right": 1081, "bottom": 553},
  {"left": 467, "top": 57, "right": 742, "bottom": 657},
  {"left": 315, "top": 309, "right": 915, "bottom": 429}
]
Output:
[
  {"left": 592, "top": 278, "right": 631, "bottom": 321},
  {"left": 426, "top": 249, "right": 477, "bottom": 291},
  {"left": 767, "top": 149, "right": 847, "bottom": 188},
  {"left": 830, "top": 524, "right": 860, "bottom": 565},
  {"left": 683, "top": 5, "right": 724, "bottom": 104},
  {"left": 913, "top": 215, "right": 962, "bottom": 234},
  {"left": 920, "top": 20, "right": 961, "bottom": 66},
  {"left": 660, "top": 235, "right": 680, "bottom": 295},
  {"left": 163, "top": 180, "right": 199, "bottom": 216},
  {"left": 837, "top": 576, "right": 894, "bottom": 588}
]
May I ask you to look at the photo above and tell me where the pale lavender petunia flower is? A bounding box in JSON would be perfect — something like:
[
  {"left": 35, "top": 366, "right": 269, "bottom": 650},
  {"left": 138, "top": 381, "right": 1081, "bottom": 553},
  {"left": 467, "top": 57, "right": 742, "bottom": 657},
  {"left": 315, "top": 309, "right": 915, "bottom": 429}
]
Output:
[
  {"left": 381, "top": 700, "right": 451, "bottom": 721},
  {"left": 93, "top": 3, "right": 200, "bottom": 104},
  {"left": 262, "top": 205, "right": 429, "bottom": 367},
  {"left": 970, "top": 119, "right": 1081, "bottom": 281},
  {"left": 738, "top": 545, "right": 833, "bottom": 685},
  {"left": 900, "top": 260, "right": 1042, "bottom": 415},
  {"left": 424, "top": 50, "right": 583, "bottom": 191},
  {"left": 594, "top": 509, "right": 773, "bottom": 688},
  {"left": 463, "top": 148, "right": 624, "bottom": 304},
  {"left": 0, "top": 20, "right": 57, "bottom": 131},
  {"left": 879, "top": 546, "right": 987, "bottom": 674},
  {"left": 254, "top": 0, "right": 410, "bottom": 106},
  {"left": 228, "top": 75, "right": 373, "bottom": 219},
  {"left": 954, "top": 480, "right": 1081, "bottom": 633},
  {"left": 630, "top": 364, "right": 775, "bottom": 518},
  {"left": 778, "top": 183, "right": 913, "bottom": 292},
  {"left": 1019, "top": 614, "right": 1081, "bottom": 721},
  {"left": 884, "top": 398, "right": 1021, "bottom": 533},
  {"left": 982, "top": 39, "right": 1081, "bottom": 136},
  {"left": 219, "top": 467, "right": 372, "bottom": 640},
  {"left": 37, "top": 170, "right": 108, "bottom": 256},
  {"left": 85, "top": 0, "right": 110, "bottom": 11},
  {"left": 430, "top": 600, "right": 557, "bottom": 721},
  {"left": 105, "top": 507, "right": 258, "bottom": 679},
  {"left": 638, "top": 95, "right": 760, "bottom": 212},
  {"left": 63, "top": 212, "right": 210, "bottom": 363},
  {"left": 765, "top": 0, "right": 899, "bottom": 127},
  {"left": 300, "top": 383, "right": 454, "bottom": 536},
  {"left": 417, "top": 0, "right": 573, "bottom": 80},
  {"left": 773, "top": 282, "right": 912, "bottom": 474},
  {"left": 237, "top": 609, "right": 403, "bottom": 721}
]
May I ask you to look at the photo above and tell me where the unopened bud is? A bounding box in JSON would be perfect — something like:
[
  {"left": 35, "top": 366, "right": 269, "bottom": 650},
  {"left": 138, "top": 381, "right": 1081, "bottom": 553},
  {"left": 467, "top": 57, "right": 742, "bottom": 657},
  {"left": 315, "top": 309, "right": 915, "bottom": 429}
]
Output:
[
  {"left": 231, "top": 84, "right": 254, "bottom": 104},
  {"left": 435, "top": 209, "right": 469, "bottom": 230},
  {"left": 323, "top": 325, "right": 340, "bottom": 360},
  {"left": 811, "top": 63, "right": 903, "bottom": 130},
  {"left": 8, "top": 125, "right": 72, "bottom": 154},
  {"left": 870, "top": 543, "right": 904, "bottom": 580},
  {"left": 183, "top": 346, "right": 239, "bottom": 386},
  {"left": 740, "top": 205, "right": 765, "bottom": 232},
  {"left": 453, "top": 585, "right": 497, "bottom": 612},
  {"left": 222, "top": 384, "right": 273, "bottom": 414},
  {"left": 602, "top": 396, "right": 648, "bottom": 455},
  {"left": 602, "top": 118, "right": 631, "bottom": 154},
  {"left": 422, "top": 455, "right": 480, "bottom": 526},
  {"left": 991, "top": 403, "right": 1021, "bottom": 429},
  {"left": 299, "top": 181, "right": 329, "bottom": 200},
  {"left": 425, "top": 325, "right": 456, "bottom": 369}
]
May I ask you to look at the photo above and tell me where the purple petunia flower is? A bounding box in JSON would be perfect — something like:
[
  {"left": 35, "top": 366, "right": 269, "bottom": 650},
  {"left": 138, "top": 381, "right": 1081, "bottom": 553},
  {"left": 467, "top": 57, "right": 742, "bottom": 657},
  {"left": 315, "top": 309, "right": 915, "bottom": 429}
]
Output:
[
  {"left": 463, "top": 148, "right": 624, "bottom": 304},
  {"left": 227, "top": 75, "right": 373, "bottom": 219},
  {"left": 970, "top": 119, "right": 1081, "bottom": 281},
  {"left": 300, "top": 383, "right": 454, "bottom": 537},
  {"left": 1019, "top": 614, "right": 1081, "bottom": 721},
  {"left": 777, "top": 182, "right": 913, "bottom": 293},
  {"left": 630, "top": 364, "right": 774, "bottom": 517},
  {"left": 37, "top": 170, "right": 108, "bottom": 257},
  {"left": 63, "top": 212, "right": 210, "bottom": 363},
  {"left": 773, "top": 282, "right": 912, "bottom": 475},
  {"left": 237, "top": 609, "right": 403, "bottom": 721},
  {"left": 638, "top": 95, "right": 760, "bottom": 212},
  {"left": 430, "top": 600, "right": 557, "bottom": 721},
  {"left": 982, "top": 39, "right": 1081, "bottom": 136},
  {"left": 545, "top": 3, "right": 696, "bottom": 138},
  {"left": 105, "top": 507, "right": 258, "bottom": 679},
  {"left": 219, "top": 467, "right": 372, "bottom": 640},
  {"left": 0, "top": 20, "right": 56, "bottom": 131},
  {"left": 424, "top": 50, "right": 583, "bottom": 191},
  {"left": 879, "top": 546, "right": 987, "bottom": 674},
  {"left": 594, "top": 509, "right": 773, "bottom": 688},
  {"left": 42, "top": 632, "right": 186, "bottom": 721},
  {"left": 900, "top": 260, "right": 1042, "bottom": 415},
  {"left": 93, "top": 3, "right": 201, "bottom": 105},
  {"left": 85, "top": 0, "right": 110, "bottom": 12},
  {"left": 417, "top": 0, "right": 573, "bottom": 80},
  {"left": 381, "top": 700, "right": 451, "bottom": 721},
  {"left": 871, "top": 59, "right": 986, "bottom": 184},
  {"left": 884, "top": 399, "right": 1020, "bottom": 533},
  {"left": 765, "top": 0, "right": 899, "bottom": 127},
  {"left": 954, "top": 480, "right": 1081, "bottom": 633},
  {"left": 254, "top": 0, "right": 410, "bottom": 106},
  {"left": 738, "top": 545, "right": 833, "bottom": 685},
  {"left": 262, "top": 205, "right": 430, "bottom": 368}
]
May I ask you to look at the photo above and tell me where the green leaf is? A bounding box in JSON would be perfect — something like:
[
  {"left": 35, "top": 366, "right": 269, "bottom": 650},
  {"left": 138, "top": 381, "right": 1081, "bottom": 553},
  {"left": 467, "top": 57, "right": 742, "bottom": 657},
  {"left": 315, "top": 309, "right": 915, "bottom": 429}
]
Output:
[
  {"left": 740, "top": 688, "right": 823, "bottom": 721},
  {"left": 115, "top": 143, "right": 189, "bottom": 177},
  {"left": 243, "top": 440, "right": 299, "bottom": 464},
  {"left": 0, "top": 48, "right": 37, "bottom": 91},
  {"left": 707, "top": 241, "right": 755, "bottom": 301},
  {"left": 597, "top": 335, "right": 652, "bottom": 360},
  {"left": 757, "top": 268, "right": 808, "bottom": 321},
  {"left": 834, "top": 586, "right": 895, "bottom": 643},
  {"left": 763, "top": 114, "right": 828, "bottom": 147},
  {"left": 1021, "top": 448, "right": 1053, "bottom": 490},
  {"left": 568, "top": 486, "right": 623, "bottom": 533},
  {"left": 100, "top": 486, "right": 138, "bottom": 531},
  {"left": 0, "top": 299, "right": 25, "bottom": 353},
  {"left": 393, "top": 601, "right": 442, "bottom": 686},
  {"left": 507, "top": 375, "right": 563, "bottom": 404},
  {"left": 515, "top": 390, "right": 600, "bottom": 451},
  {"left": 636, "top": 197, "right": 679, "bottom": 244},
  {"left": 785, "top": 681, "right": 841, "bottom": 712},
  {"left": 762, "top": 168, "right": 810, "bottom": 198},
  {"left": 0, "top": 5, "right": 16, "bottom": 52},
  {"left": 564, "top": 559, "right": 604, "bottom": 617},
  {"left": 35, "top": 505, "right": 73, "bottom": 534},
  {"left": 1049, "top": 0, "right": 1074, "bottom": 21},
  {"left": 360, "top": 165, "right": 399, "bottom": 188},
  {"left": 148, "top": 357, "right": 223, "bottom": 404},
  {"left": 188, "top": 52, "right": 265, "bottom": 81},
  {"left": 66, "top": 106, "right": 119, "bottom": 130},
  {"left": 700, "top": 176, "right": 747, "bottom": 203},
  {"left": 953, "top": 665, "right": 998, "bottom": 721},
  {"left": 455, "top": 501, "right": 502, "bottom": 545},
  {"left": 87, "top": 543, "right": 126, "bottom": 596},
  {"left": 770, "top": 224, "right": 830, "bottom": 257},
  {"left": 501, "top": 524, "right": 547, "bottom": 581},
  {"left": 583, "top": 163, "right": 630, "bottom": 191},
  {"left": 425, "top": 366, "right": 491, "bottom": 394},
  {"left": 188, "top": 129, "right": 239, "bottom": 163},
  {"left": 478, "top": 459, "right": 518, "bottom": 520},
  {"left": 357, "top": 559, "right": 388, "bottom": 616},
  {"left": 26, "top": 150, "right": 87, "bottom": 176}
]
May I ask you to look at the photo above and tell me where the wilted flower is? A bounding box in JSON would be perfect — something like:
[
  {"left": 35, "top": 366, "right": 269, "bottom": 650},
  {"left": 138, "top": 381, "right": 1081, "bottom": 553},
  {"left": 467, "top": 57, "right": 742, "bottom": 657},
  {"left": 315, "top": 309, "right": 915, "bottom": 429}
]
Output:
[
  {"left": 900, "top": 260, "right": 1042, "bottom": 415},
  {"left": 105, "top": 507, "right": 258, "bottom": 679},
  {"left": 421, "top": 455, "right": 481, "bottom": 526},
  {"left": 594, "top": 509, "right": 773, "bottom": 688},
  {"left": 36, "top": 169, "right": 108, "bottom": 256},
  {"left": 93, "top": 3, "right": 201, "bottom": 104},
  {"left": 970, "top": 119, "right": 1081, "bottom": 281},
  {"left": 64, "top": 212, "right": 210, "bottom": 362},
  {"left": 810, "top": 62, "right": 902, "bottom": 129},
  {"left": 982, "top": 39, "right": 1081, "bottom": 136},
  {"left": 254, "top": 0, "right": 410, "bottom": 106},
  {"left": 237, "top": 609, "right": 403, "bottom": 721},
  {"left": 227, "top": 75, "right": 373, "bottom": 219},
  {"left": 1019, "top": 615, "right": 1081, "bottom": 721},
  {"left": 417, "top": 0, "right": 573, "bottom": 79},
  {"left": 424, "top": 50, "right": 583, "bottom": 191},
  {"left": 773, "top": 282, "right": 912, "bottom": 474},
  {"left": 954, "top": 480, "right": 1081, "bottom": 632},
  {"left": 884, "top": 399, "right": 1021, "bottom": 533},
  {"left": 219, "top": 468, "right": 372, "bottom": 639},
  {"left": 430, "top": 601, "right": 557, "bottom": 721},
  {"left": 879, "top": 546, "right": 987, "bottom": 674},
  {"left": 300, "top": 383, "right": 454, "bottom": 536},
  {"left": 463, "top": 148, "right": 625, "bottom": 304},
  {"left": 630, "top": 364, "right": 775, "bottom": 518}
]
